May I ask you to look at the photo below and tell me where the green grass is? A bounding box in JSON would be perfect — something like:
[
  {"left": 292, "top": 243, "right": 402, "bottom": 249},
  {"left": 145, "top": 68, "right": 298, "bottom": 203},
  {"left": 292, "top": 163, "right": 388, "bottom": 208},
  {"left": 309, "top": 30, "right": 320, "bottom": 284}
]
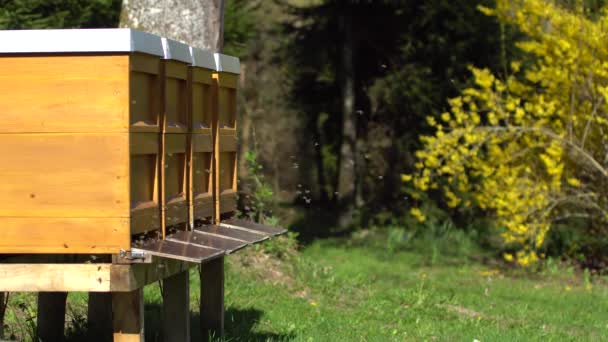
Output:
[{"left": 2, "top": 234, "right": 608, "bottom": 341}]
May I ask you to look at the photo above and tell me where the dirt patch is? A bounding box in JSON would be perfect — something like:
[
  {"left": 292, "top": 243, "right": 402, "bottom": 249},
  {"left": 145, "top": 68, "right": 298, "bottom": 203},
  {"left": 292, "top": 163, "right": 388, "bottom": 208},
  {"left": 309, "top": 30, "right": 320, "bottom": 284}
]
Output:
[
  {"left": 230, "top": 248, "right": 296, "bottom": 288},
  {"left": 443, "top": 304, "right": 483, "bottom": 319}
]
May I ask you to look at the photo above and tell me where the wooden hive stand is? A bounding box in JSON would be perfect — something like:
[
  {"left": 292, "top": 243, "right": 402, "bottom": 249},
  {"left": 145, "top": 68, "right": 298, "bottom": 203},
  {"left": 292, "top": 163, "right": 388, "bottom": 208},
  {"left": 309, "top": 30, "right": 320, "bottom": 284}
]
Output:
[{"left": 0, "top": 29, "right": 286, "bottom": 342}]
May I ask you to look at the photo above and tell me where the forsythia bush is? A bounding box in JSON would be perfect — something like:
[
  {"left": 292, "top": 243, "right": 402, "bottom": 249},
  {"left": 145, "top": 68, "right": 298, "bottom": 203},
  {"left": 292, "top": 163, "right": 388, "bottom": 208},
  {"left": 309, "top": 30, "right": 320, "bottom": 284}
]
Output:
[{"left": 407, "top": 0, "right": 608, "bottom": 266}]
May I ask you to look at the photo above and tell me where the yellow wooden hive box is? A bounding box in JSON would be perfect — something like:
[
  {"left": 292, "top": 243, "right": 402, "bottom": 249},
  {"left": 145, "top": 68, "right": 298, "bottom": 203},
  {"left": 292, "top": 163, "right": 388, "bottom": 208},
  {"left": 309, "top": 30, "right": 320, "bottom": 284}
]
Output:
[
  {"left": 0, "top": 29, "right": 169, "bottom": 254},
  {"left": 213, "top": 53, "right": 240, "bottom": 219}
]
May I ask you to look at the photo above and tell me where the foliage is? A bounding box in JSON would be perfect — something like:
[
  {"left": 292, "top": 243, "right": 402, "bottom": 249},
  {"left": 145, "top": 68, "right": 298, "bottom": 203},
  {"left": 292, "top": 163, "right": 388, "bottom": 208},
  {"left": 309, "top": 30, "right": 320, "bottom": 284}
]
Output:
[
  {"left": 408, "top": 0, "right": 608, "bottom": 266},
  {"left": 223, "top": 0, "right": 259, "bottom": 57},
  {"left": 280, "top": 0, "right": 510, "bottom": 229},
  {"left": 242, "top": 151, "right": 276, "bottom": 223},
  {"left": 0, "top": 0, "right": 121, "bottom": 29}
]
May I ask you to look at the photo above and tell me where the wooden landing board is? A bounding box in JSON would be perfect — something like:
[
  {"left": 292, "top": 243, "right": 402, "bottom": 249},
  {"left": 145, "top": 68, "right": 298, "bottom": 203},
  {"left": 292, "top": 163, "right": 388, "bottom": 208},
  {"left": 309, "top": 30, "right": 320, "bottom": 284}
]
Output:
[
  {"left": 195, "top": 224, "right": 268, "bottom": 244},
  {"left": 134, "top": 239, "right": 223, "bottom": 264},
  {"left": 167, "top": 230, "right": 247, "bottom": 254},
  {"left": 220, "top": 218, "right": 287, "bottom": 237}
]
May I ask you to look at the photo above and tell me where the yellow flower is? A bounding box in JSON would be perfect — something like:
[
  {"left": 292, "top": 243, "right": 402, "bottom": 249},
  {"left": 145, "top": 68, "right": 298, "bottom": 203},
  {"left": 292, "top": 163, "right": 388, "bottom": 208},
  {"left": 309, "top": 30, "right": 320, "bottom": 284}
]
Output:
[
  {"left": 410, "top": 208, "right": 426, "bottom": 223},
  {"left": 401, "top": 174, "right": 412, "bottom": 182},
  {"left": 566, "top": 178, "right": 581, "bottom": 187}
]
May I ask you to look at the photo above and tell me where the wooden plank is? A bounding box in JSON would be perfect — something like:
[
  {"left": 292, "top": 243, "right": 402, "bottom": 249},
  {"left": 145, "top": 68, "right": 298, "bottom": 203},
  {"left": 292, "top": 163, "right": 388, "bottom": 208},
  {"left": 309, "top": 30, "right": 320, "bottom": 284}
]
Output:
[
  {"left": 192, "top": 195, "right": 214, "bottom": 221},
  {"left": 217, "top": 73, "right": 238, "bottom": 89},
  {"left": 112, "top": 288, "right": 144, "bottom": 342},
  {"left": 192, "top": 133, "right": 213, "bottom": 152},
  {"left": 0, "top": 259, "right": 198, "bottom": 293},
  {"left": 164, "top": 60, "right": 188, "bottom": 80},
  {"left": 130, "top": 53, "right": 161, "bottom": 75},
  {"left": 37, "top": 292, "right": 67, "bottom": 342},
  {"left": 162, "top": 271, "right": 190, "bottom": 342},
  {"left": 87, "top": 292, "right": 112, "bottom": 341},
  {"left": 220, "top": 191, "right": 238, "bottom": 214},
  {"left": 191, "top": 68, "right": 213, "bottom": 84},
  {"left": 111, "top": 258, "right": 195, "bottom": 292},
  {"left": 0, "top": 217, "right": 129, "bottom": 254},
  {"left": 200, "top": 256, "right": 224, "bottom": 342},
  {"left": 0, "top": 55, "right": 130, "bottom": 133},
  {"left": 195, "top": 224, "right": 267, "bottom": 243},
  {"left": 0, "top": 133, "right": 129, "bottom": 218},
  {"left": 0, "top": 264, "right": 112, "bottom": 292},
  {"left": 218, "top": 134, "right": 237, "bottom": 152}
]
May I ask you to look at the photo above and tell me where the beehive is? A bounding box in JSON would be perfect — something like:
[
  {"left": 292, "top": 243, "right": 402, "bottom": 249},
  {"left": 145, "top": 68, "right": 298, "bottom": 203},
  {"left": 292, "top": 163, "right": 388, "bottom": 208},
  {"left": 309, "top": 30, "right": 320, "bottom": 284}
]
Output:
[
  {"left": 213, "top": 54, "right": 240, "bottom": 219},
  {"left": 0, "top": 29, "right": 165, "bottom": 253},
  {"left": 160, "top": 38, "right": 191, "bottom": 232},
  {"left": 188, "top": 47, "right": 216, "bottom": 226}
]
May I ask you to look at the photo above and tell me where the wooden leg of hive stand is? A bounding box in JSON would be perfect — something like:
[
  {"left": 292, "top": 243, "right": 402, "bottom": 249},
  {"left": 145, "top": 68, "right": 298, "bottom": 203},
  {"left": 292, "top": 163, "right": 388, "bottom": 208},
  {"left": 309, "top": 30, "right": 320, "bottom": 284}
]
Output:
[
  {"left": 88, "top": 292, "right": 113, "bottom": 341},
  {"left": 162, "top": 270, "right": 190, "bottom": 342},
  {"left": 0, "top": 292, "right": 5, "bottom": 339},
  {"left": 37, "top": 291, "right": 67, "bottom": 341},
  {"left": 112, "top": 288, "right": 144, "bottom": 342},
  {"left": 200, "top": 257, "right": 224, "bottom": 342}
]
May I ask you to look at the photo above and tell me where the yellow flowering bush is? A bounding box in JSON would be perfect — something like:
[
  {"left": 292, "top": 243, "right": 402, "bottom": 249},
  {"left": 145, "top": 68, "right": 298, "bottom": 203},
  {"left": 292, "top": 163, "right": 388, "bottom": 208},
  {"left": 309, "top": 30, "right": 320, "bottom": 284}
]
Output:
[{"left": 408, "top": 0, "right": 608, "bottom": 266}]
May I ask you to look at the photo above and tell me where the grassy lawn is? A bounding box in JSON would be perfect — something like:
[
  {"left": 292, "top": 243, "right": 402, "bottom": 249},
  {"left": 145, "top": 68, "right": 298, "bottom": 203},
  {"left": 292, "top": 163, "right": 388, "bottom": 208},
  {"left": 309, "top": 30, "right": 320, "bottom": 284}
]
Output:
[{"left": 2, "top": 235, "right": 607, "bottom": 341}]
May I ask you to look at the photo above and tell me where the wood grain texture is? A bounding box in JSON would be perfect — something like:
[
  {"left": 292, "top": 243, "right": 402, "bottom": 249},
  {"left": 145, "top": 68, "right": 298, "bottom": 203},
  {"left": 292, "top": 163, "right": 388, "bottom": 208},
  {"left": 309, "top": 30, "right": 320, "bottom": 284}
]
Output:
[
  {"left": 192, "top": 132, "right": 213, "bottom": 152},
  {"left": 111, "top": 258, "right": 194, "bottom": 292},
  {"left": 37, "top": 292, "right": 67, "bottom": 342},
  {"left": 0, "top": 258, "right": 195, "bottom": 292},
  {"left": 0, "top": 133, "right": 129, "bottom": 217},
  {"left": 218, "top": 133, "right": 237, "bottom": 152},
  {"left": 0, "top": 217, "right": 130, "bottom": 254},
  {"left": 87, "top": 292, "right": 113, "bottom": 342},
  {"left": 219, "top": 191, "right": 237, "bottom": 214},
  {"left": 112, "top": 288, "right": 144, "bottom": 342},
  {"left": 0, "top": 55, "right": 129, "bottom": 133},
  {"left": 164, "top": 200, "right": 188, "bottom": 228},
  {"left": 162, "top": 271, "right": 190, "bottom": 342},
  {"left": 0, "top": 264, "right": 112, "bottom": 292},
  {"left": 193, "top": 194, "right": 214, "bottom": 220},
  {"left": 200, "top": 256, "right": 225, "bottom": 342}
]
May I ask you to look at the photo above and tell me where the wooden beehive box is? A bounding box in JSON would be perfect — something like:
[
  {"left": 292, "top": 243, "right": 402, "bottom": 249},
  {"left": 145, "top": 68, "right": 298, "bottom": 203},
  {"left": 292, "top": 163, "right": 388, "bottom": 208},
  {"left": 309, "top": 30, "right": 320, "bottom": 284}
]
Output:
[
  {"left": 188, "top": 47, "right": 216, "bottom": 226},
  {"left": 160, "top": 38, "right": 191, "bottom": 232},
  {"left": 213, "top": 54, "right": 240, "bottom": 219},
  {"left": 0, "top": 29, "right": 165, "bottom": 254}
]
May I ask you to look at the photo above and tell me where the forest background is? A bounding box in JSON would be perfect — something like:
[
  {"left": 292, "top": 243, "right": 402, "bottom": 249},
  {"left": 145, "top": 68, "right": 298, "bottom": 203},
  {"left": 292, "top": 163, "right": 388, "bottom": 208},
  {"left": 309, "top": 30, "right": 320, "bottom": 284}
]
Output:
[{"left": 1, "top": 0, "right": 607, "bottom": 270}]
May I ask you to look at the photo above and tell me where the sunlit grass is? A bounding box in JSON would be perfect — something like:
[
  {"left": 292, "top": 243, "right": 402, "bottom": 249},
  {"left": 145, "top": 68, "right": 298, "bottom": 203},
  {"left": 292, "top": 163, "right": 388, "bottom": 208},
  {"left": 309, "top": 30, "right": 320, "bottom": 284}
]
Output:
[{"left": 2, "top": 234, "right": 607, "bottom": 341}]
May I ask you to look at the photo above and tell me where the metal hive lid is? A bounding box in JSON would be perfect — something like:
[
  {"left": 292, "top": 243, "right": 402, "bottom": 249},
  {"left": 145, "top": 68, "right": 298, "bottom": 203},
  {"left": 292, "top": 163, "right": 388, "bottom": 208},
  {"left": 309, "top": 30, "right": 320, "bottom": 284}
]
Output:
[
  {"left": 189, "top": 46, "right": 215, "bottom": 70},
  {"left": 213, "top": 53, "right": 240, "bottom": 74},
  {"left": 161, "top": 37, "right": 192, "bottom": 64},
  {"left": 0, "top": 28, "right": 164, "bottom": 56}
]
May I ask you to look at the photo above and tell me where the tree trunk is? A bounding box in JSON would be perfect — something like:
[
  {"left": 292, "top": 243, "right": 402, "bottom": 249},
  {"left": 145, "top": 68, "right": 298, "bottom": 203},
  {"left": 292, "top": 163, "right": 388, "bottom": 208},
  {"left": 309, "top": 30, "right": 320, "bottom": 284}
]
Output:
[
  {"left": 120, "top": 0, "right": 225, "bottom": 51},
  {"left": 336, "top": 10, "right": 357, "bottom": 227},
  {"left": 314, "top": 114, "right": 329, "bottom": 203}
]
